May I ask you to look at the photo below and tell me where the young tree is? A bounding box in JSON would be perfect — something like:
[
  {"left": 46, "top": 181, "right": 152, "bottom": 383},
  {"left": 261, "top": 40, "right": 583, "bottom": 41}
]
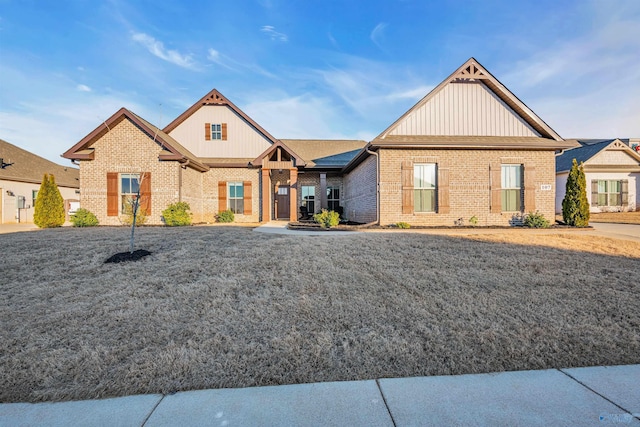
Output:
[
  {"left": 34, "top": 174, "right": 65, "bottom": 228},
  {"left": 562, "top": 159, "right": 590, "bottom": 227}
]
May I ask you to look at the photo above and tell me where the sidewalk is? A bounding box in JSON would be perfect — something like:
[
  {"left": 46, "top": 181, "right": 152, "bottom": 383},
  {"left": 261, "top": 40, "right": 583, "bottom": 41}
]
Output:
[{"left": 2, "top": 365, "right": 638, "bottom": 426}]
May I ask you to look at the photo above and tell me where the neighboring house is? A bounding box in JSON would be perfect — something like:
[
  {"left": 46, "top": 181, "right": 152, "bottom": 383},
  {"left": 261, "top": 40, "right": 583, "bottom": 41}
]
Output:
[
  {"left": 0, "top": 138, "right": 80, "bottom": 223},
  {"left": 63, "top": 58, "right": 574, "bottom": 226},
  {"left": 556, "top": 139, "right": 640, "bottom": 213}
]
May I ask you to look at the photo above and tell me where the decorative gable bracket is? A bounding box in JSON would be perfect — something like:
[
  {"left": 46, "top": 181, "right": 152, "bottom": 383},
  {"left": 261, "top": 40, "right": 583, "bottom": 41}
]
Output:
[{"left": 451, "top": 63, "right": 488, "bottom": 82}]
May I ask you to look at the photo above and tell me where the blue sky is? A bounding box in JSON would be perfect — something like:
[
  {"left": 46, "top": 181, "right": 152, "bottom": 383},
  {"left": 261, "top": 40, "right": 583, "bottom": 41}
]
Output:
[{"left": 1, "top": 0, "right": 638, "bottom": 165}]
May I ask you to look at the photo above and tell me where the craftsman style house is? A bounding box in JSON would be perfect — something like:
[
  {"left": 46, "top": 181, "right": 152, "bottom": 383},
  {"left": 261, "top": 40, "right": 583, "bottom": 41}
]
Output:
[
  {"left": 556, "top": 139, "right": 640, "bottom": 213},
  {"left": 63, "top": 58, "right": 574, "bottom": 226}
]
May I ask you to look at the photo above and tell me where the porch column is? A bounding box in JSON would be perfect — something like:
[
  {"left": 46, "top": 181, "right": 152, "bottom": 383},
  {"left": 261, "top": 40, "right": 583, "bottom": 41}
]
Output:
[
  {"left": 320, "top": 173, "right": 327, "bottom": 210},
  {"left": 289, "top": 168, "right": 298, "bottom": 222},
  {"left": 261, "top": 169, "right": 270, "bottom": 222}
]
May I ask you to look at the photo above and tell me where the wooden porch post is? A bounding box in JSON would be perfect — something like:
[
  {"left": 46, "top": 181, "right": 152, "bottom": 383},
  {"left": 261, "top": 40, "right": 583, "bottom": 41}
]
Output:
[
  {"left": 320, "top": 173, "right": 327, "bottom": 210},
  {"left": 261, "top": 169, "right": 270, "bottom": 222},
  {"left": 289, "top": 168, "right": 298, "bottom": 222}
]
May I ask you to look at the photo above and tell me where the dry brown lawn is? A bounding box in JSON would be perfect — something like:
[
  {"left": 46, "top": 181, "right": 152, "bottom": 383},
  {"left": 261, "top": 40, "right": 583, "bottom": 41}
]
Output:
[
  {"left": 589, "top": 211, "right": 640, "bottom": 224},
  {"left": 1, "top": 226, "right": 639, "bottom": 403}
]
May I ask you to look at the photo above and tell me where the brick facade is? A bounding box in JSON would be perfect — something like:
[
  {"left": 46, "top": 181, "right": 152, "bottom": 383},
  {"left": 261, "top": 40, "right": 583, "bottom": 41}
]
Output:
[
  {"left": 370, "top": 148, "right": 556, "bottom": 226},
  {"left": 343, "top": 155, "right": 377, "bottom": 223},
  {"left": 80, "top": 118, "right": 181, "bottom": 225}
]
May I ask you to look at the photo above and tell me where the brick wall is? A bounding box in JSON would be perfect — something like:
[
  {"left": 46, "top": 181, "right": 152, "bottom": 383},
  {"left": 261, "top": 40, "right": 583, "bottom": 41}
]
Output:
[
  {"left": 343, "top": 155, "right": 377, "bottom": 223},
  {"left": 203, "top": 167, "right": 261, "bottom": 223},
  {"left": 80, "top": 118, "right": 180, "bottom": 225},
  {"left": 376, "top": 148, "right": 557, "bottom": 226}
]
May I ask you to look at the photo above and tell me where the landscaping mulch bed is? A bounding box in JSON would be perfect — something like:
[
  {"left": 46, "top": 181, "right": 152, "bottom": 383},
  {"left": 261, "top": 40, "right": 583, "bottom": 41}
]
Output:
[{"left": 1, "top": 226, "right": 639, "bottom": 403}]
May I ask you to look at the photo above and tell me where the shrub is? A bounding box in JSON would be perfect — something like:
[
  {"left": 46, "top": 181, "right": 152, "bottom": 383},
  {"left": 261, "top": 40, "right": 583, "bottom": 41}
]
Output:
[
  {"left": 216, "top": 210, "right": 235, "bottom": 223},
  {"left": 70, "top": 208, "right": 99, "bottom": 227},
  {"left": 523, "top": 211, "right": 550, "bottom": 228},
  {"left": 120, "top": 201, "right": 147, "bottom": 226},
  {"left": 469, "top": 215, "right": 479, "bottom": 226},
  {"left": 314, "top": 209, "right": 340, "bottom": 228},
  {"left": 396, "top": 222, "right": 410, "bottom": 229},
  {"left": 34, "top": 174, "right": 65, "bottom": 228},
  {"left": 162, "top": 202, "right": 191, "bottom": 226},
  {"left": 562, "top": 159, "right": 590, "bottom": 227}
]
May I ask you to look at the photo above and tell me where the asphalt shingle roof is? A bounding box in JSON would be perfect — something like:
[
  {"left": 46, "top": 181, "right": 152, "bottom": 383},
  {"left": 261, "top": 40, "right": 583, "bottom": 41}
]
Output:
[
  {"left": 556, "top": 140, "right": 615, "bottom": 172},
  {"left": 0, "top": 139, "right": 79, "bottom": 188}
]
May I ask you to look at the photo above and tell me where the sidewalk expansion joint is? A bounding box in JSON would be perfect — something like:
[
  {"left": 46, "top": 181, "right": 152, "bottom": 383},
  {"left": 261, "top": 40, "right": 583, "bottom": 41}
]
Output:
[
  {"left": 557, "top": 369, "right": 639, "bottom": 421},
  {"left": 376, "top": 379, "right": 397, "bottom": 427},
  {"left": 141, "top": 395, "right": 165, "bottom": 426}
]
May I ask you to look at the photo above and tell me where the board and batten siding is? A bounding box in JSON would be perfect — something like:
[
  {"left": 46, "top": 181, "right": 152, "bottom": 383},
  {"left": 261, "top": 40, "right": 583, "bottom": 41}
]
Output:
[
  {"left": 167, "top": 105, "right": 272, "bottom": 159},
  {"left": 389, "top": 82, "right": 540, "bottom": 137},
  {"left": 589, "top": 149, "right": 640, "bottom": 166}
]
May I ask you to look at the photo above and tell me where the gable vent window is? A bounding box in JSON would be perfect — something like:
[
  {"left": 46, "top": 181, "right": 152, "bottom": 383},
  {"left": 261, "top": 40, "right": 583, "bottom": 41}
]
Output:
[{"left": 205, "top": 123, "right": 227, "bottom": 141}]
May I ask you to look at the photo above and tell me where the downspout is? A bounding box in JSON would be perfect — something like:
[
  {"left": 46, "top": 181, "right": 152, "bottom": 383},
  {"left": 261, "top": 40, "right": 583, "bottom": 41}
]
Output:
[{"left": 365, "top": 148, "right": 380, "bottom": 225}]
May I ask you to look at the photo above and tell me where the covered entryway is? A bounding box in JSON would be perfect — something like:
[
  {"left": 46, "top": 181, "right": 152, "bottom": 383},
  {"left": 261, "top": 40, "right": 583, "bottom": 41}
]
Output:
[
  {"left": 254, "top": 141, "right": 307, "bottom": 222},
  {"left": 275, "top": 185, "right": 290, "bottom": 220}
]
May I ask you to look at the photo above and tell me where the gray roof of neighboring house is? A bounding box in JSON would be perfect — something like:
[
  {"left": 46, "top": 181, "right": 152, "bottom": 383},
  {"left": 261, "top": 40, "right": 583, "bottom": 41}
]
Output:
[
  {"left": 280, "top": 139, "right": 368, "bottom": 168},
  {"left": 556, "top": 139, "right": 625, "bottom": 172},
  {"left": 0, "top": 138, "right": 79, "bottom": 188}
]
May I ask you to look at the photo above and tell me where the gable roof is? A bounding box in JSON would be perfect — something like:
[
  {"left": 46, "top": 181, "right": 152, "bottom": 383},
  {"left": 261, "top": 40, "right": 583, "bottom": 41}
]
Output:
[
  {"left": 0, "top": 138, "right": 79, "bottom": 188},
  {"left": 252, "top": 140, "right": 307, "bottom": 167},
  {"left": 280, "top": 139, "right": 367, "bottom": 168},
  {"left": 376, "top": 57, "right": 564, "bottom": 142},
  {"left": 163, "top": 89, "right": 279, "bottom": 145},
  {"left": 556, "top": 139, "right": 640, "bottom": 173},
  {"left": 62, "top": 108, "right": 208, "bottom": 172}
]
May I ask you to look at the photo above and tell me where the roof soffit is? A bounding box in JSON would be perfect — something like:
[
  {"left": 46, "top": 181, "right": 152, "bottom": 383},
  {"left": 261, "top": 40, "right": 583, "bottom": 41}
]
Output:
[{"left": 377, "top": 57, "right": 563, "bottom": 141}]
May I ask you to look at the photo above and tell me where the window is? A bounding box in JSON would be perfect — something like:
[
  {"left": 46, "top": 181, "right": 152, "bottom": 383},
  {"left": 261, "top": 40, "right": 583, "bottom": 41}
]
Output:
[
  {"left": 228, "top": 182, "right": 244, "bottom": 214},
  {"left": 121, "top": 173, "right": 140, "bottom": 213},
  {"left": 211, "top": 124, "right": 222, "bottom": 140},
  {"left": 327, "top": 186, "right": 340, "bottom": 211},
  {"left": 301, "top": 185, "right": 315, "bottom": 214},
  {"left": 32, "top": 190, "right": 38, "bottom": 206},
  {"left": 501, "top": 165, "right": 522, "bottom": 212},
  {"left": 414, "top": 164, "right": 436, "bottom": 212},
  {"left": 596, "top": 180, "right": 622, "bottom": 206}
]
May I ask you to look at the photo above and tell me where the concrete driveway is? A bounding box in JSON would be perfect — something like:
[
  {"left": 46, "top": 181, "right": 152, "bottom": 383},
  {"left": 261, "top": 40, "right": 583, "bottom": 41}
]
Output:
[
  {"left": 0, "top": 223, "right": 39, "bottom": 234},
  {"left": 590, "top": 222, "right": 640, "bottom": 243}
]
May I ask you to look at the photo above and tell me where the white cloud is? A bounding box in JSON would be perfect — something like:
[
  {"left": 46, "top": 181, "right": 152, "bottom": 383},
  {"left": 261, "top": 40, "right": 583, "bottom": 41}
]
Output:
[
  {"left": 76, "top": 84, "right": 91, "bottom": 92},
  {"left": 245, "top": 93, "right": 350, "bottom": 139},
  {"left": 131, "top": 32, "right": 196, "bottom": 70},
  {"left": 261, "top": 26, "right": 288, "bottom": 42},
  {"left": 370, "top": 22, "right": 388, "bottom": 49}
]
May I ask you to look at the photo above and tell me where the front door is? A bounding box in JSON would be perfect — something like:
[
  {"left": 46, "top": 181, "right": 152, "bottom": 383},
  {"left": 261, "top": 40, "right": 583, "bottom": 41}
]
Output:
[{"left": 275, "top": 186, "right": 290, "bottom": 220}]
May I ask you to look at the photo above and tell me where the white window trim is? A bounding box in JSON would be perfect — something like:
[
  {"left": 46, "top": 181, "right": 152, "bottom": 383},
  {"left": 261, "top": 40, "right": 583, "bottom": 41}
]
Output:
[{"left": 414, "top": 163, "right": 437, "bottom": 213}]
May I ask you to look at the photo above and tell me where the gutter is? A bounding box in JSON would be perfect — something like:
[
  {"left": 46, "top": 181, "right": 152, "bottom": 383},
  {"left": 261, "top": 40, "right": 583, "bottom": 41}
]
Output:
[{"left": 365, "top": 147, "right": 381, "bottom": 226}]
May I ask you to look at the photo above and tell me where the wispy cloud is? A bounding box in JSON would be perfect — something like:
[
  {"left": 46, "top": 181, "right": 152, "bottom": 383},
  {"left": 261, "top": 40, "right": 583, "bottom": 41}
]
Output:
[
  {"left": 131, "top": 32, "right": 196, "bottom": 70},
  {"left": 206, "top": 47, "right": 277, "bottom": 78},
  {"left": 370, "top": 22, "right": 388, "bottom": 50},
  {"left": 76, "top": 84, "right": 92, "bottom": 92},
  {"left": 261, "top": 26, "right": 288, "bottom": 42}
]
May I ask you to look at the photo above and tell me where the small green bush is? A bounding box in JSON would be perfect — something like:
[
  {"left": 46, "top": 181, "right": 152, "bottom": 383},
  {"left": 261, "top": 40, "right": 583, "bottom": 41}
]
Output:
[
  {"left": 217, "top": 209, "right": 235, "bottom": 223},
  {"left": 121, "top": 202, "right": 147, "bottom": 226},
  {"left": 162, "top": 202, "right": 192, "bottom": 226},
  {"left": 469, "top": 215, "right": 479, "bottom": 226},
  {"left": 314, "top": 209, "right": 340, "bottom": 228},
  {"left": 396, "top": 222, "right": 410, "bottom": 229},
  {"left": 70, "top": 208, "right": 99, "bottom": 227},
  {"left": 523, "top": 211, "right": 550, "bottom": 228}
]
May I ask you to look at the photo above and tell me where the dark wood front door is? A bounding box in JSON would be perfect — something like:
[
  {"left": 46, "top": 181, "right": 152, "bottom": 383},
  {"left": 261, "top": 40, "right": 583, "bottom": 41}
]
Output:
[{"left": 275, "top": 185, "right": 290, "bottom": 219}]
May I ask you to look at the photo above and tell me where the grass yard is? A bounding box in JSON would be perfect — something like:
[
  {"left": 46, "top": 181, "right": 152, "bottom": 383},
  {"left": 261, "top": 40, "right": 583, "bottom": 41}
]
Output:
[
  {"left": 1, "top": 226, "right": 639, "bottom": 403},
  {"left": 589, "top": 211, "right": 640, "bottom": 224}
]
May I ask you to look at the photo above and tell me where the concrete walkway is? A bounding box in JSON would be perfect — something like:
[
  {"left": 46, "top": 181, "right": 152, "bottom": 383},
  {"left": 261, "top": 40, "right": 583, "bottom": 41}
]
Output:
[
  {"left": 590, "top": 222, "right": 640, "bottom": 243},
  {"left": 254, "top": 221, "right": 356, "bottom": 236},
  {"left": 1, "top": 365, "right": 638, "bottom": 426},
  {"left": 0, "top": 222, "right": 38, "bottom": 234}
]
